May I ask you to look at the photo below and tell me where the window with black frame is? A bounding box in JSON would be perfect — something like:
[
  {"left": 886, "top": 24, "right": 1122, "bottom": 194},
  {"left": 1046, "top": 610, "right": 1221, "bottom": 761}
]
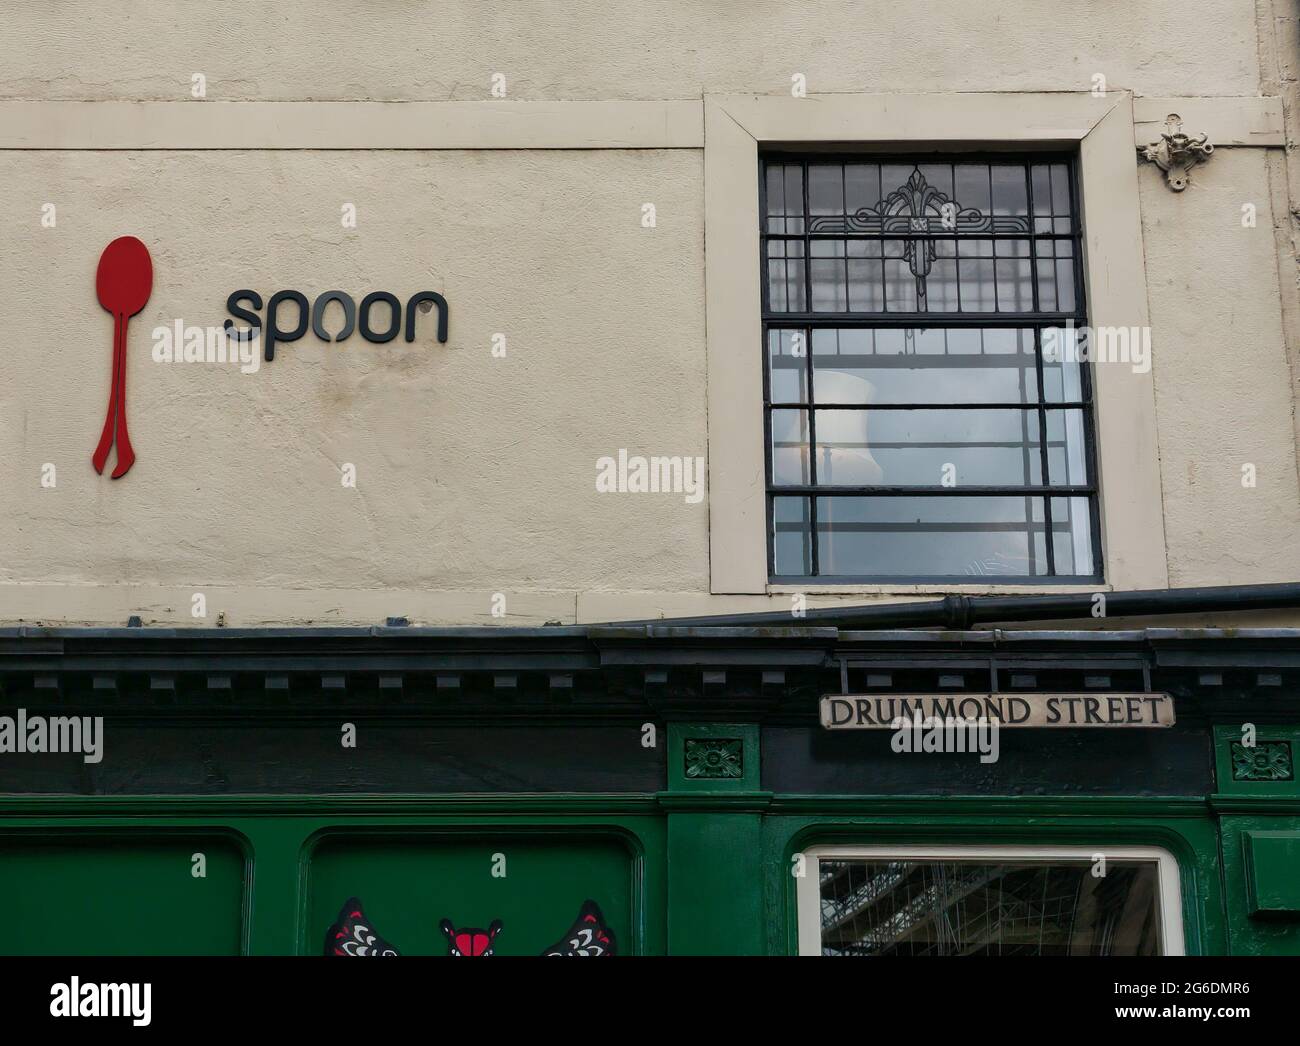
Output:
[{"left": 762, "top": 155, "right": 1100, "bottom": 581}]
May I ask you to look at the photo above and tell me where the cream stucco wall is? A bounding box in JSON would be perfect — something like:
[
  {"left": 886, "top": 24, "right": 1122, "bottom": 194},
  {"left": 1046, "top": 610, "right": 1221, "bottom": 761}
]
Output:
[
  {"left": 1140, "top": 148, "right": 1300, "bottom": 587},
  {"left": 0, "top": 1, "right": 1265, "bottom": 101},
  {"left": 0, "top": 149, "right": 709, "bottom": 601},
  {"left": 0, "top": 2, "right": 1296, "bottom": 627}
]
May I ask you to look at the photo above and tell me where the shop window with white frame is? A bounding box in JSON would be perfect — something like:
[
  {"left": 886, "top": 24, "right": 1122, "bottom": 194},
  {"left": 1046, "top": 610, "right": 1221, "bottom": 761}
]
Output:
[
  {"left": 763, "top": 155, "right": 1101, "bottom": 582},
  {"left": 795, "top": 845, "right": 1184, "bottom": 956}
]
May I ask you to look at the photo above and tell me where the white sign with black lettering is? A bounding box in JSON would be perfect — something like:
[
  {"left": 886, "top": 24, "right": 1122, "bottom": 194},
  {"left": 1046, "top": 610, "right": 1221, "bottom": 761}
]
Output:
[{"left": 820, "top": 693, "right": 1175, "bottom": 729}]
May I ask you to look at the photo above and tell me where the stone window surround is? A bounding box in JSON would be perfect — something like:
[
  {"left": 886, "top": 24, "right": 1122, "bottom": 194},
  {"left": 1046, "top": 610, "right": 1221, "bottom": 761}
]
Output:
[{"left": 706, "top": 92, "right": 1173, "bottom": 596}]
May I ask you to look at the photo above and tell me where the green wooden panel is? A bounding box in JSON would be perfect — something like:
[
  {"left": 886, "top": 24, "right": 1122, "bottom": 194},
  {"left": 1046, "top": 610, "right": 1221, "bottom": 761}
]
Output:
[
  {"left": 306, "top": 832, "right": 636, "bottom": 956},
  {"left": 662, "top": 722, "right": 769, "bottom": 954},
  {"left": 1211, "top": 722, "right": 1300, "bottom": 953},
  {"left": 1217, "top": 815, "right": 1300, "bottom": 954},
  {"left": 1243, "top": 831, "right": 1300, "bottom": 915},
  {"left": 666, "top": 812, "right": 765, "bottom": 955},
  {"left": 0, "top": 832, "right": 246, "bottom": 955},
  {"left": 0, "top": 794, "right": 1258, "bottom": 955}
]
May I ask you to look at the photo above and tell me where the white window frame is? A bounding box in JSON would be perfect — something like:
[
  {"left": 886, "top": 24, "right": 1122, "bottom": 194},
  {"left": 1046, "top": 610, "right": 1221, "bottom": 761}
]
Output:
[
  {"left": 796, "top": 843, "right": 1185, "bottom": 956},
  {"left": 704, "top": 92, "right": 1168, "bottom": 595}
]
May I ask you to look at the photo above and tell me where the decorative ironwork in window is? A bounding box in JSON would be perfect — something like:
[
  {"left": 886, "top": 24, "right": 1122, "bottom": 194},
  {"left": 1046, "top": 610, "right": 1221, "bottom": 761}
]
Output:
[{"left": 762, "top": 155, "right": 1101, "bottom": 581}]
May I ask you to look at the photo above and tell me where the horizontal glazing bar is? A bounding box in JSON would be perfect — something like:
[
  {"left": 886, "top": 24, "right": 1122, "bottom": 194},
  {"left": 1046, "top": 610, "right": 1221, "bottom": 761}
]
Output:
[
  {"left": 760, "top": 232, "right": 1079, "bottom": 241},
  {"left": 767, "top": 401, "right": 1092, "bottom": 410},
  {"left": 767, "top": 485, "right": 1095, "bottom": 495},
  {"left": 770, "top": 574, "right": 1102, "bottom": 584},
  {"left": 762, "top": 314, "right": 1084, "bottom": 325},
  {"left": 779, "top": 521, "right": 1075, "bottom": 533}
]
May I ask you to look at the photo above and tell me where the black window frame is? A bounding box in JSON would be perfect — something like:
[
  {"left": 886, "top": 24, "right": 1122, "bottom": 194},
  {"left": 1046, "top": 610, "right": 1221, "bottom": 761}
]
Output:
[{"left": 760, "top": 150, "right": 1104, "bottom": 584}]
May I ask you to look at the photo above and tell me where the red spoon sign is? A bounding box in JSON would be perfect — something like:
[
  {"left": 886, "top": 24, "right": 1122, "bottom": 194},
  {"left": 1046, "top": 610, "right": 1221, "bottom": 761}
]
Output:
[{"left": 92, "top": 236, "right": 152, "bottom": 479}]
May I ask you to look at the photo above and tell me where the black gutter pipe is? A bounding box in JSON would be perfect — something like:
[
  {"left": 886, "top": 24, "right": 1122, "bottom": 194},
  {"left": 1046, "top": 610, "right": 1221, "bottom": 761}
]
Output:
[{"left": 610, "top": 582, "right": 1300, "bottom": 631}]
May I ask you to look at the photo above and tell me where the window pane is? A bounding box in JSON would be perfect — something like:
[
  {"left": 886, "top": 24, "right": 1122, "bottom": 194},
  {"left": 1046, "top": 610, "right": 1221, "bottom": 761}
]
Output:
[
  {"left": 810, "top": 239, "right": 847, "bottom": 312},
  {"left": 956, "top": 246, "right": 996, "bottom": 312},
  {"left": 1046, "top": 409, "right": 1089, "bottom": 486},
  {"left": 771, "top": 496, "right": 811, "bottom": 575},
  {"left": 764, "top": 163, "right": 804, "bottom": 234},
  {"left": 1055, "top": 250, "right": 1077, "bottom": 312},
  {"left": 767, "top": 329, "right": 808, "bottom": 403},
  {"left": 769, "top": 409, "right": 810, "bottom": 485},
  {"left": 815, "top": 495, "right": 1050, "bottom": 577},
  {"left": 995, "top": 240, "right": 1033, "bottom": 311},
  {"left": 991, "top": 165, "right": 1029, "bottom": 217},
  {"left": 815, "top": 409, "right": 1044, "bottom": 488},
  {"left": 916, "top": 162, "right": 954, "bottom": 204},
  {"left": 766, "top": 239, "right": 805, "bottom": 312},
  {"left": 1050, "top": 163, "right": 1072, "bottom": 218},
  {"left": 847, "top": 255, "right": 885, "bottom": 311},
  {"left": 1036, "top": 238, "right": 1077, "bottom": 312},
  {"left": 927, "top": 256, "right": 959, "bottom": 310},
  {"left": 1041, "top": 326, "right": 1086, "bottom": 402},
  {"left": 844, "top": 163, "right": 880, "bottom": 217},
  {"left": 764, "top": 164, "right": 787, "bottom": 233},
  {"left": 883, "top": 247, "right": 918, "bottom": 311},
  {"left": 814, "top": 328, "right": 1041, "bottom": 405},
  {"left": 1051, "top": 495, "right": 1096, "bottom": 575},
  {"left": 953, "top": 165, "right": 992, "bottom": 215},
  {"left": 1031, "top": 164, "right": 1054, "bottom": 234},
  {"left": 808, "top": 163, "right": 845, "bottom": 219},
  {"left": 819, "top": 860, "right": 1162, "bottom": 956}
]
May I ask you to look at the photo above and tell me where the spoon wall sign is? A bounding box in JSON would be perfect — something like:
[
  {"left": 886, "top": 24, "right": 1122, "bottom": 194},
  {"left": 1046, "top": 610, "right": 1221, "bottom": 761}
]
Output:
[
  {"left": 224, "top": 287, "right": 449, "bottom": 362},
  {"left": 92, "top": 236, "right": 153, "bottom": 479}
]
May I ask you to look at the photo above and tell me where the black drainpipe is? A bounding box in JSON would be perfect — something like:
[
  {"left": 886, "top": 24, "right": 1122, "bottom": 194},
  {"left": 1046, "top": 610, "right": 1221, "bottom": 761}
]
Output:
[{"left": 610, "top": 582, "right": 1300, "bottom": 630}]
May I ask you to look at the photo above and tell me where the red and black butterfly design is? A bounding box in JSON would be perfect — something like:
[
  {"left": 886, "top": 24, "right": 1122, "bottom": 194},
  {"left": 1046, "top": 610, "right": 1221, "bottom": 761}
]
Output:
[
  {"left": 324, "top": 898, "right": 402, "bottom": 956},
  {"left": 324, "top": 898, "right": 616, "bottom": 956},
  {"left": 439, "top": 918, "right": 503, "bottom": 957},
  {"left": 540, "top": 899, "right": 616, "bottom": 956}
]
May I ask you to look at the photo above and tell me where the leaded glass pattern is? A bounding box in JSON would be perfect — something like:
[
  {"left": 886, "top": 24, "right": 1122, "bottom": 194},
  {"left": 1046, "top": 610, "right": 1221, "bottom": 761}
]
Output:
[{"left": 762, "top": 155, "right": 1100, "bottom": 581}]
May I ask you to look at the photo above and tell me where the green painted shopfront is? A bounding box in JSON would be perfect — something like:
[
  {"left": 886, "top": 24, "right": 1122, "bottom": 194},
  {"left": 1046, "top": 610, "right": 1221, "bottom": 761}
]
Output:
[{"left": 1, "top": 610, "right": 1298, "bottom": 956}]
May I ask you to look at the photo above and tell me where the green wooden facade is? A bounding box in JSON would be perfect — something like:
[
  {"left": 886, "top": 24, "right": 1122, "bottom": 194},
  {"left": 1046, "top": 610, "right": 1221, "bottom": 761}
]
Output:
[{"left": 0, "top": 626, "right": 1296, "bottom": 955}]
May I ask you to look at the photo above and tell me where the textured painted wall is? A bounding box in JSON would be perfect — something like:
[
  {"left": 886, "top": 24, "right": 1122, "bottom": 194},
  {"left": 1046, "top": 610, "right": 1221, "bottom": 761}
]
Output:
[
  {"left": 0, "top": 1, "right": 1262, "bottom": 102},
  {"left": 0, "top": 150, "right": 709, "bottom": 610},
  {"left": 0, "top": 2, "right": 1295, "bottom": 625},
  {"left": 1138, "top": 149, "right": 1300, "bottom": 585}
]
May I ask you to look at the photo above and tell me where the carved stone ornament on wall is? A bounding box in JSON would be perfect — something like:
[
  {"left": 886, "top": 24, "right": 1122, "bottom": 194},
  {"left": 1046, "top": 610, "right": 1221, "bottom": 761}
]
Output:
[
  {"left": 1137, "top": 114, "right": 1214, "bottom": 192},
  {"left": 1230, "top": 740, "right": 1294, "bottom": 782},
  {"left": 683, "top": 738, "right": 744, "bottom": 779}
]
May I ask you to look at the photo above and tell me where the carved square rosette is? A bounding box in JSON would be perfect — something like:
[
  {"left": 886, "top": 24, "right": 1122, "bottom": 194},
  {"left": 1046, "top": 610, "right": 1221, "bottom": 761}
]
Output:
[
  {"left": 683, "top": 738, "right": 744, "bottom": 780},
  {"left": 1231, "top": 741, "right": 1294, "bottom": 783}
]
